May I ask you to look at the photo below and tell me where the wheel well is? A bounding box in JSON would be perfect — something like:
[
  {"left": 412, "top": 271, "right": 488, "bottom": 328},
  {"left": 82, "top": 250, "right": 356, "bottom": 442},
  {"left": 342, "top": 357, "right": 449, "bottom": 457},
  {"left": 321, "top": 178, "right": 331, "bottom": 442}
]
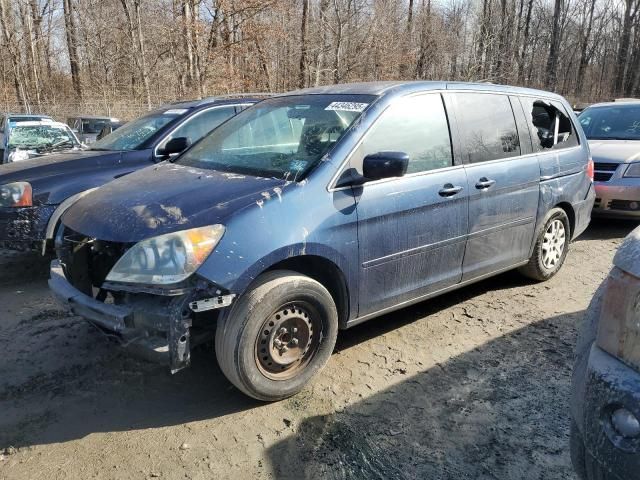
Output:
[
  {"left": 266, "top": 255, "right": 350, "bottom": 328},
  {"left": 556, "top": 202, "right": 575, "bottom": 237}
]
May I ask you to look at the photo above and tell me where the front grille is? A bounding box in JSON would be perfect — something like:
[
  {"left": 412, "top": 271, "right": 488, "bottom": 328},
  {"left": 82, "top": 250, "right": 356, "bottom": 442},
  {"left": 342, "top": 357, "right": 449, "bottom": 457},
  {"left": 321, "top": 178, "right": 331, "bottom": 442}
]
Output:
[
  {"left": 593, "top": 162, "right": 619, "bottom": 182},
  {"left": 57, "top": 227, "right": 128, "bottom": 296},
  {"left": 594, "top": 172, "right": 613, "bottom": 181},
  {"left": 609, "top": 199, "right": 640, "bottom": 211}
]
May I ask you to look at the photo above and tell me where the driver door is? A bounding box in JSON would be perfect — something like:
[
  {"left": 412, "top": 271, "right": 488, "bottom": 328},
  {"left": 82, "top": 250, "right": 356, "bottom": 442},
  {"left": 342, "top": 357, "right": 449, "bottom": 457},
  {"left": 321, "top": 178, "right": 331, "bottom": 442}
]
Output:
[{"left": 349, "top": 93, "right": 469, "bottom": 317}]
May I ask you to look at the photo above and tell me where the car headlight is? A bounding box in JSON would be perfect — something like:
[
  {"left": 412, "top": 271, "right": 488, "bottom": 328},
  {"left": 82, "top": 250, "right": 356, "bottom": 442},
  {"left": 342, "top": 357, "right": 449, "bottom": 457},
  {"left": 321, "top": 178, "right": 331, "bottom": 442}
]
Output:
[
  {"left": 624, "top": 162, "right": 640, "bottom": 178},
  {"left": 596, "top": 267, "right": 640, "bottom": 371},
  {"left": 0, "top": 182, "right": 32, "bottom": 207},
  {"left": 106, "top": 225, "right": 225, "bottom": 285}
]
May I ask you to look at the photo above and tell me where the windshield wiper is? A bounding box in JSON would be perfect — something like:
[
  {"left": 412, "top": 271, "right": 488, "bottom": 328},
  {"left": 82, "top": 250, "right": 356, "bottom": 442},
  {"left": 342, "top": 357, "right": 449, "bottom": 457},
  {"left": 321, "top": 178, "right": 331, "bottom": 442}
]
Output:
[{"left": 37, "top": 139, "right": 75, "bottom": 153}]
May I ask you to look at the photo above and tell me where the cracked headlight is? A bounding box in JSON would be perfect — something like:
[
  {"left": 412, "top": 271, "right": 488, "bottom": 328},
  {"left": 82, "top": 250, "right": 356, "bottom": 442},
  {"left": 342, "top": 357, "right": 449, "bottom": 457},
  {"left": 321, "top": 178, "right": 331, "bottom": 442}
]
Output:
[
  {"left": 106, "top": 225, "right": 225, "bottom": 285},
  {"left": 0, "top": 182, "right": 32, "bottom": 207}
]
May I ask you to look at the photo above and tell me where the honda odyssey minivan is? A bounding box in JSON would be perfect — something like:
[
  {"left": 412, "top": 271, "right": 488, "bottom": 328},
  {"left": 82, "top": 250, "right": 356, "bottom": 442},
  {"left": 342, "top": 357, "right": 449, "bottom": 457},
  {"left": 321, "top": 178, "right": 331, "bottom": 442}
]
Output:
[{"left": 50, "top": 81, "right": 595, "bottom": 401}]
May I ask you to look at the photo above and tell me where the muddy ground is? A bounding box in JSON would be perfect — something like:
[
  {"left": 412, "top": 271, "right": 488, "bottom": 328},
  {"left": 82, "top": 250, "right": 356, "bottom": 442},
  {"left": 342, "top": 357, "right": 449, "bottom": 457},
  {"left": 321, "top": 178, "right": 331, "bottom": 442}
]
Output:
[{"left": 0, "top": 219, "right": 637, "bottom": 480}]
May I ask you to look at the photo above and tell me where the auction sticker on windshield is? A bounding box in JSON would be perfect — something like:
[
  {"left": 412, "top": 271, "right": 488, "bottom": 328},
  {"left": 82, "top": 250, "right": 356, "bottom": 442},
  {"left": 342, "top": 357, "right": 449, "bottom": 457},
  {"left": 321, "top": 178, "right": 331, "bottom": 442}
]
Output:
[{"left": 325, "top": 102, "right": 369, "bottom": 112}]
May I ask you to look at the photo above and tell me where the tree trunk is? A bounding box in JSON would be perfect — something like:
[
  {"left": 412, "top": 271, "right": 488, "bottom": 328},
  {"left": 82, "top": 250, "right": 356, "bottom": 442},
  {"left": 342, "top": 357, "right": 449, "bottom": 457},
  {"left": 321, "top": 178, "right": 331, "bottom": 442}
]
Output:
[
  {"left": 574, "top": 0, "right": 596, "bottom": 97},
  {"left": 400, "top": 0, "right": 414, "bottom": 77},
  {"left": 63, "top": 0, "right": 82, "bottom": 99},
  {"left": 545, "top": 0, "right": 562, "bottom": 90},
  {"left": 120, "top": 0, "right": 152, "bottom": 109},
  {"left": 613, "top": 0, "right": 638, "bottom": 96},
  {"left": 517, "top": 0, "right": 534, "bottom": 83},
  {"left": 315, "top": 0, "right": 330, "bottom": 86},
  {"left": 298, "top": 0, "right": 309, "bottom": 88}
]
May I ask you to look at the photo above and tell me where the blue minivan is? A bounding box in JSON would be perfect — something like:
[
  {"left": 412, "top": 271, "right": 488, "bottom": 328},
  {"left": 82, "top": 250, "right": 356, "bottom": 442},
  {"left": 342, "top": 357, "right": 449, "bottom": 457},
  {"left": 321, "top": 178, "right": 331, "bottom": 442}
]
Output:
[{"left": 50, "top": 82, "right": 595, "bottom": 400}]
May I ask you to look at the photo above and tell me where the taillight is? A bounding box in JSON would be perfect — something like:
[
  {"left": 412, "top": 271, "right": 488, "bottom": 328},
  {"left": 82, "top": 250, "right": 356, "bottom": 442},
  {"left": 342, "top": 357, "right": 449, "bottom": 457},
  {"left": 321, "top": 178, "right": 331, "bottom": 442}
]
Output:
[{"left": 587, "top": 157, "right": 594, "bottom": 182}]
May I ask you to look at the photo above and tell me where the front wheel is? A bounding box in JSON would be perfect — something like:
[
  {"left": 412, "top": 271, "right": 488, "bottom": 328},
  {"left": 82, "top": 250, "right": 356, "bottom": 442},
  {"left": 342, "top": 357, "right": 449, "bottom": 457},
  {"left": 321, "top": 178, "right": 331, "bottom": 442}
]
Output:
[
  {"left": 215, "top": 270, "right": 338, "bottom": 401},
  {"left": 519, "top": 208, "right": 570, "bottom": 281}
]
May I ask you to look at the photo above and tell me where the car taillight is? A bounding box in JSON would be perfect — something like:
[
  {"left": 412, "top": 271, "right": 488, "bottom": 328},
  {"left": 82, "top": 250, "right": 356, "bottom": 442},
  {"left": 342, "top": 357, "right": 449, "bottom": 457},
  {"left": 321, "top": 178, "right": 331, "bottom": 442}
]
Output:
[{"left": 587, "top": 157, "right": 594, "bottom": 182}]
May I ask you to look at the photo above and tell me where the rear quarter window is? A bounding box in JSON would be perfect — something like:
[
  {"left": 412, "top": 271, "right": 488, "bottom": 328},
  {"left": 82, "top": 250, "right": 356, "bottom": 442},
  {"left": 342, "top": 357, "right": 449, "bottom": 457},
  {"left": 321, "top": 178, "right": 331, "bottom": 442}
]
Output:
[{"left": 520, "top": 97, "right": 579, "bottom": 151}]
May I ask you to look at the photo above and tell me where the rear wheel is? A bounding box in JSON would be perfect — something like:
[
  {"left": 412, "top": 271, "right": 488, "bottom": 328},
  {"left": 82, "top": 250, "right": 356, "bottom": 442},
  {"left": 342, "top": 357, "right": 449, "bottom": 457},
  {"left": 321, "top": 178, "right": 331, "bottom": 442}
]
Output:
[
  {"left": 215, "top": 270, "right": 338, "bottom": 401},
  {"left": 519, "top": 208, "right": 570, "bottom": 281}
]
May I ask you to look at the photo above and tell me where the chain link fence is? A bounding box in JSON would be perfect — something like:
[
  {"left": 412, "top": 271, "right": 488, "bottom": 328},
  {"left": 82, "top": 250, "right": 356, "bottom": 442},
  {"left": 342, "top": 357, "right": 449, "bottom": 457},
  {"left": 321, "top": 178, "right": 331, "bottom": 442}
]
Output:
[{"left": 0, "top": 99, "right": 163, "bottom": 122}]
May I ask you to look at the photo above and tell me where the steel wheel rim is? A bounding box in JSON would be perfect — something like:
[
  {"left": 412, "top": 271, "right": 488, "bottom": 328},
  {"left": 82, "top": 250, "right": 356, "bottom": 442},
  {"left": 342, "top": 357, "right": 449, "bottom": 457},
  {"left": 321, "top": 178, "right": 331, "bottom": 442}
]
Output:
[
  {"left": 541, "top": 219, "right": 566, "bottom": 270},
  {"left": 255, "top": 302, "right": 321, "bottom": 380}
]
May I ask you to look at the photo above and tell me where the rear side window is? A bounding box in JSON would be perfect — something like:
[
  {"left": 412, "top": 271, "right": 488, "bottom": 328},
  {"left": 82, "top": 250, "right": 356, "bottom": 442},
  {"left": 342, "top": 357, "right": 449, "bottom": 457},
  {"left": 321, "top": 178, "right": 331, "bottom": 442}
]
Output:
[
  {"left": 520, "top": 97, "right": 579, "bottom": 151},
  {"left": 160, "top": 106, "right": 236, "bottom": 149},
  {"left": 452, "top": 93, "right": 521, "bottom": 163},
  {"left": 352, "top": 93, "right": 453, "bottom": 175}
]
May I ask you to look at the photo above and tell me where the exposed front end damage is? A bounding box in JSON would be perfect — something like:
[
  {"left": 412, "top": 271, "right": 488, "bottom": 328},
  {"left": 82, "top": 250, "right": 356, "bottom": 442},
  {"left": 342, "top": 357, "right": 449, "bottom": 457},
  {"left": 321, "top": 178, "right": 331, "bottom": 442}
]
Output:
[{"left": 48, "top": 228, "right": 235, "bottom": 373}]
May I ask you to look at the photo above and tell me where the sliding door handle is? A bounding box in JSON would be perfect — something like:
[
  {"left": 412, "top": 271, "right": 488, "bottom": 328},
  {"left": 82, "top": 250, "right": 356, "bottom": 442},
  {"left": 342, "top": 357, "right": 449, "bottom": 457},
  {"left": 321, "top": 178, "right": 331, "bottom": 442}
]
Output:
[
  {"left": 475, "top": 177, "right": 496, "bottom": 189},
  {"left": 439, "top": 184, "right": 464, "bottom": 197}
]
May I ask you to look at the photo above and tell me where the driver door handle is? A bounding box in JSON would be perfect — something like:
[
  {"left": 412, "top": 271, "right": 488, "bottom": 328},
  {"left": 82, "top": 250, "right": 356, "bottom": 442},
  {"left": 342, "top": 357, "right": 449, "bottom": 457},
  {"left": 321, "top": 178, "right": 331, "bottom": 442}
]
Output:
[
  {"left": 475, "top": 177, "right": 496, "bottom": 189},
  {"left": 438, "top": 183, "right": 464, "bottom": 197}
]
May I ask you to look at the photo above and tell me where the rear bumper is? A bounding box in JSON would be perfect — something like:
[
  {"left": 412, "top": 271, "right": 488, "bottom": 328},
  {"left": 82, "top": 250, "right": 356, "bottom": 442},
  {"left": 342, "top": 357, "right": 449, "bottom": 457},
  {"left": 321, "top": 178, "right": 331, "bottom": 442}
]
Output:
[
  {"left": 49, "top": 259, "right": 176, "bottom": 367},
  {"left": 593, "top": 180, "right": 640, "bottom": 218},
  {"left": 571, "top": 344, "right": 640, "bottom": 480},
  {"left": 0, "top": 205, "right": 56, "bottom": 251}
]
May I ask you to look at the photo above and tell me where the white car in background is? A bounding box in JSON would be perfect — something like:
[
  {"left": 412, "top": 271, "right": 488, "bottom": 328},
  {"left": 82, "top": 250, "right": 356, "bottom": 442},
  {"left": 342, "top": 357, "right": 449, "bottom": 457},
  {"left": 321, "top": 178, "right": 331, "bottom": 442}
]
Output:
[{"left": 2, "top": 119, "right": 83, "bottom": 164}]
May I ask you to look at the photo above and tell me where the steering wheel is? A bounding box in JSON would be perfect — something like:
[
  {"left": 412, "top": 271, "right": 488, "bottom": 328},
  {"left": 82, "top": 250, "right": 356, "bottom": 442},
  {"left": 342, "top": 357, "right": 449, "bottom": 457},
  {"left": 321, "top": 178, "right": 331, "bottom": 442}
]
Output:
[{"left": 303, "top": 124, "right": 344, "bottom": 156}]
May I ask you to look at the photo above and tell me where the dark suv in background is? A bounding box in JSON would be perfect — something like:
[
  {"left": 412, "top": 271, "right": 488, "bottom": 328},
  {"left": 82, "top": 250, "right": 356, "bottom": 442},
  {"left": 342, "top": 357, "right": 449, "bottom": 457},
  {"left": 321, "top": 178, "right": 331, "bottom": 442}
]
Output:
[
  {"left": 66, "top": 115, "right": 121, "bottom": 145},
  {"left": 0, "top": 95, "right": 262, "bottom": 252}
]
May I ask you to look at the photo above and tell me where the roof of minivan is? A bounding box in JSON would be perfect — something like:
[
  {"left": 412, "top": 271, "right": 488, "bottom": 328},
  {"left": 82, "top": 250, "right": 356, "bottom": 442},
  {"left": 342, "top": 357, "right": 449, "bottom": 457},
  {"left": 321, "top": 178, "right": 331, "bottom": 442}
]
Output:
[{"left": 281, "top": 81, "right": 564, "bottom": 100}]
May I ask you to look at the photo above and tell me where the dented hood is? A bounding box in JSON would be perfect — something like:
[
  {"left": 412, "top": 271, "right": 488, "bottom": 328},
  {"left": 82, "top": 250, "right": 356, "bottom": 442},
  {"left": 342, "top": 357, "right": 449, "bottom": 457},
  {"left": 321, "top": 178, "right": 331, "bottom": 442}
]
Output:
[{"left": 61, "top": 162, "right": 287, "bottom": 242}]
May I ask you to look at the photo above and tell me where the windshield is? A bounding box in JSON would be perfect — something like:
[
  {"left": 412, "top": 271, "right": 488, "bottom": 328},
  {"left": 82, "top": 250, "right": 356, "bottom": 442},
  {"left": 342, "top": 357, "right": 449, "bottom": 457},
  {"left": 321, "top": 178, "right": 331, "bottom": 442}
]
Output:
[
  {"left": 8, "top": 124, "right": 78, "bottom": 150},
  {"left": 177, "top": 95, "right": 375, "bottom": 179},
  {"left": 91, "top": 109, "right": 188, "bottom": 151},
  {"left": 579, "top": 105, "right": 640, "bottom": 140}
]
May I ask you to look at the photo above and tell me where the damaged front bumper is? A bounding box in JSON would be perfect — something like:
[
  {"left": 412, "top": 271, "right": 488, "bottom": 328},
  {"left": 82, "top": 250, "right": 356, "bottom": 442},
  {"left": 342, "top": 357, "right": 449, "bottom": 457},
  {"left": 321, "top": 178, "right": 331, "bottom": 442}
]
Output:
[{"left": 49, "top": 259, "right": 230, "bottom": 372}]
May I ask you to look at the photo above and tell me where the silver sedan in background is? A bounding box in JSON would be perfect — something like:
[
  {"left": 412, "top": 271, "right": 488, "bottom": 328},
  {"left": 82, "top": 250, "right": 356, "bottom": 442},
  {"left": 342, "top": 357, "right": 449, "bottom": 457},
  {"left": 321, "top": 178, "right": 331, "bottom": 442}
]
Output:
[{"left": 579, "top": 101, "right": 640, "bottom": 218}]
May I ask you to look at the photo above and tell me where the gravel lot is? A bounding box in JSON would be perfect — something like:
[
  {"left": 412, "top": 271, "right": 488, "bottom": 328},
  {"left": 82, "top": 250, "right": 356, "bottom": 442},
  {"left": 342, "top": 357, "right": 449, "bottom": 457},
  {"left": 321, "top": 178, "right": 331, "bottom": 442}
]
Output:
[{"left": 0, "top": 219, "right": 636, "bottom": 480}]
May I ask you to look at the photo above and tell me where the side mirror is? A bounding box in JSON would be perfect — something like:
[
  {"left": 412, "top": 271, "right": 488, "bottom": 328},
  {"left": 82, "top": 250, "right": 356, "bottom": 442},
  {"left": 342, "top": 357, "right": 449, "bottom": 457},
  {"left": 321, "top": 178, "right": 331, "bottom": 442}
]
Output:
[
  {"left": 157, "top": 137, "right": 190, "bottom": 157},
  {"left": 362, "top": 151, "right": 409, "bottom": 182}
]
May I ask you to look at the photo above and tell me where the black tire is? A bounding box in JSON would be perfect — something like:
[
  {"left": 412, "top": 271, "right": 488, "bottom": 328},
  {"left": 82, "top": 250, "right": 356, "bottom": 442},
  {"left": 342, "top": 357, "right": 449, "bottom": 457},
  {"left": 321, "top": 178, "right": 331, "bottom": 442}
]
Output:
[
  {"left": 519, "top": 207, "right": 571, "bottom": 281},
  {"left": 215, "top": 270, "right": 338, "bottom": 401}
]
